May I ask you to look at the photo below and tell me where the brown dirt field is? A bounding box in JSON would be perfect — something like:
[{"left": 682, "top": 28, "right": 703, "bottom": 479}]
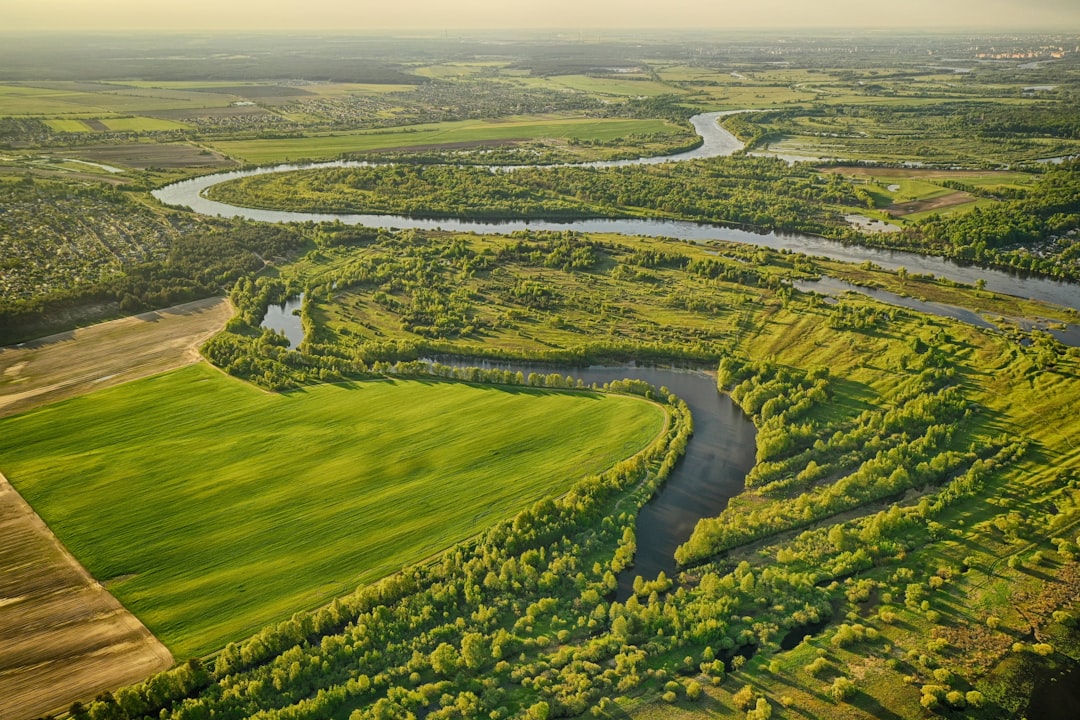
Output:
[
  {"left": 885, "top": 190, "right": 975, "bottom": 216},
  {"left": 0, "top": 296, "right": 233, "bottom": 419},
  {"left": 0, "top": 472, "right": 173, "bottom": 720},
  {"left": 80, "top": 119, "right": 109, "bottom": 132},
  {"left": 67, "top": 142, "right": 236, "bottom": 169}
]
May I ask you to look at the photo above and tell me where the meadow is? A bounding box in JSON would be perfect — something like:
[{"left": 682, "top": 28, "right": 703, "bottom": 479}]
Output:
[
  {"left": 0, "top": 362, "right": 664, "bottom": 658},
  {"left": 206, "top": 115, "right": 686, "bottom": 163}
]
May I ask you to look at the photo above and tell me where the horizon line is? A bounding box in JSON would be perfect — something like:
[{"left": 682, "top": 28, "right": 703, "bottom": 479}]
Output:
[{"left": 2, "top": 26, "right": 1079, "bottom": 34}]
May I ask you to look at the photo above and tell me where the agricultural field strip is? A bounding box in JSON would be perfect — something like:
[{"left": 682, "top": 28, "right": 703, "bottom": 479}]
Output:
[
  {"left": 0, "top": 472, "right": 172, "bottom": 720},
  {"left": 0, "top": 296, "right": 233, "bottom": 419},
  {"left": 207, "top": 116, "right": 683, "bottom": 163}
]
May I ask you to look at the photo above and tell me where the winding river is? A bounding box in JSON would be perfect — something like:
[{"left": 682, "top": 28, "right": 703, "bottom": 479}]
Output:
[
  {"left": 154, "top": 112, "right": 1080, "bottom": 312},
  {"left": 416, "top": 361, "right": 757, "bottom": 601},
  {"left": 167, "top": 111, "right": 1080, "bottom": 590}
]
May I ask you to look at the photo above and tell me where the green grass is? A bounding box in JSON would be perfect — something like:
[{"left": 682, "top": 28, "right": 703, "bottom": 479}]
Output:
[
  {"left": 0, "top": 88, "right": 96, "bottom": 115},
  {"left": 208, "top": 115, "right": 683, "bottom": 163},
  {"left": 44, "top": 118, "right": 97, "bottom": 132},
  {"left": 538, "top": 74, "right": 682, "bottom": 97},
  {"left": 0, "top": 83, "right": 235, "bottom": 117},
  {"left": 0, "top": 363, "right": 664, "bottom": 658},
  {"left": 120, "top": 80, "right": 417, "bottom": 96}
]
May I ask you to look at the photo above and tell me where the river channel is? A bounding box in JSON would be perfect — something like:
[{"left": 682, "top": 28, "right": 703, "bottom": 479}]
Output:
[
  {"left": 173, "top": 111, "right": 1078, "bottom": 596},
  {"left": 153, "top": 111, "right": 1080, "bottom": 312},
  {"left": 417, "top": 361, "right": 757, "bottom": 601}
]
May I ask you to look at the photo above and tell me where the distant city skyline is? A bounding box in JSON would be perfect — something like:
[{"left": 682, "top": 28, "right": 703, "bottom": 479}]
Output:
[{"left": 4, "top": 0, "right": 1080, "bottom": 32}]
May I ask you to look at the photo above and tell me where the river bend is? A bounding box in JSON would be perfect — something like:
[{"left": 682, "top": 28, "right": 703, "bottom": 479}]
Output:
[
  {"left": 154, "top": 112, "right": 1080, "bottom": 312},
  {"left": 167, "top": 112, "right": 1079, "bottom": 589}
]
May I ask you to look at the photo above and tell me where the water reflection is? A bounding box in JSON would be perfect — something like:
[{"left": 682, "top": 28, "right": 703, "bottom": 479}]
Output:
[{"left": 259, "top": 294, "right": 304, "bottom": 348}]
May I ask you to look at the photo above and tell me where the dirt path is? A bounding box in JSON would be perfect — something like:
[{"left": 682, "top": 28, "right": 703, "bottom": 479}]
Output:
[
  {"left": 0, "top": 296, "right": 233, "bottom": 419},
  {"left": 0, "top": 472, "right": 173, "bottom": 720}
]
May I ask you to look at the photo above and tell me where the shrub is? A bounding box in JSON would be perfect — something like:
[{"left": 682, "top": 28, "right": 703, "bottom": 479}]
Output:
[
  {"left": 946, "top": 690, "right": 966, "bottom": 708},
  {"left": 830, "top": 677, "right": 856, "bottom": 702},
  {"left": 746, "top": 697, "right": 773, "bottom": 720},
  {"left": 732, "top": 684, "right": 756, "bottom": 711}
]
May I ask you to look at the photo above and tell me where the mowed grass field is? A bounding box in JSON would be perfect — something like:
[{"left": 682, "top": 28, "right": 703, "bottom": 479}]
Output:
[
  {"left": 0, "top": 363, "right": 664, "bottom": 658},
  {"left": 208, "top": 116, "right": 683, "bottom": 163}
]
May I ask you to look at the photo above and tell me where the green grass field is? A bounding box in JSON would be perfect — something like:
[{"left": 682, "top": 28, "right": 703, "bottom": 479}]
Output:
[
  {"left": 44, "top": 118, "right": 98, "bottom": 132},
  {"left": 0, "top": 363, "right": 664, "bottom": 657},
  {"left": 539, "top": 74, "right": 682, "bottom": 97},
  {"left": 0, "top": 84, "right": 98, "bottom": 115},
  {"left": 0, "top": 82, "right": 235, "bottom": 118},
  {"left": 208, "top": 115, "right": 683, "bottom": 163}
]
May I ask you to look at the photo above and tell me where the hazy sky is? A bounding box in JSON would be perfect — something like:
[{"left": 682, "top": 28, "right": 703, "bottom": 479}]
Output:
[{"left": 4, "top": 0, "right": 1080, "bottom": 31}]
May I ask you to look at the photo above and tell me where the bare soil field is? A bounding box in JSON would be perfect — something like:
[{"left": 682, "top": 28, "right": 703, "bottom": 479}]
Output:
[
  {"left": 0, "top": 472, "right": 173, "bottom": 720},
  {"left": 67, "top": 142, "right": 236, "bottom": 169},
  {"left": 80, "top": 118, "right": 110, "bottom": 132},
  {"left": 0, "top": 296, "right": 233, "bottom": 419},
  {"left": 886, "top": 190, "right": 975, "bottom": 216}
]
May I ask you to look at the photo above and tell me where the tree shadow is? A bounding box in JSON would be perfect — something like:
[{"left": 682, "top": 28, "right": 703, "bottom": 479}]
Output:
[{"left": 849, "top": 691, "right": 906, "bottom": 720}]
